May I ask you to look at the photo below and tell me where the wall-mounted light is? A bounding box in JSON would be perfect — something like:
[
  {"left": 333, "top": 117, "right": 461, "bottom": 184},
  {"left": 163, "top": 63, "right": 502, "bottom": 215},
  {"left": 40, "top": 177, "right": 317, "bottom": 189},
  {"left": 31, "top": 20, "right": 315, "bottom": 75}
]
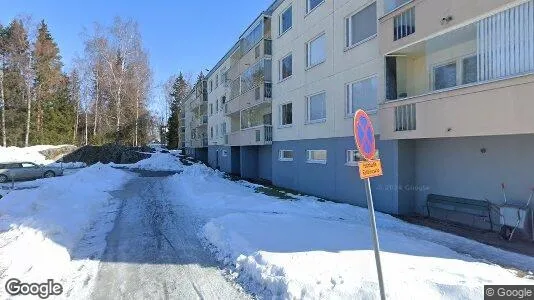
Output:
[{"left": 441, "top": 15, "right": 454, "bottom": 25}]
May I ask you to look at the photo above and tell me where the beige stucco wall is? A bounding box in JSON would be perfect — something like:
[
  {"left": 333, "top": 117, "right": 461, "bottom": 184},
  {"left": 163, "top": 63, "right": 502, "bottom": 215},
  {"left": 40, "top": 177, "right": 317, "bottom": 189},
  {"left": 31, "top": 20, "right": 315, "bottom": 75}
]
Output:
[
  {"left": 272, "top": 0, "right": 383, "bottom": 142},
  {"left": 379, "top": 0, "right": 521, "bottom": 55},
  {"left": 379, "top": 74, "right": 534, "bottom": 139}
]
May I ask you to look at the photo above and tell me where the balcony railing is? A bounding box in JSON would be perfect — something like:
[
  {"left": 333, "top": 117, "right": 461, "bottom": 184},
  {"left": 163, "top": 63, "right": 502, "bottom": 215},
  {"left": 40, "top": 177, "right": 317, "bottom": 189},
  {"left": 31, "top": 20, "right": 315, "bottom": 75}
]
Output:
[
  {"left": 225, "top": 82, "right": 272, "bottom": 116},
  {"left": 228, "top": 125, "right": 273, "bottom": 146},
  {"left": 385, "top": 1, "right": 534, "bottom": 102}
]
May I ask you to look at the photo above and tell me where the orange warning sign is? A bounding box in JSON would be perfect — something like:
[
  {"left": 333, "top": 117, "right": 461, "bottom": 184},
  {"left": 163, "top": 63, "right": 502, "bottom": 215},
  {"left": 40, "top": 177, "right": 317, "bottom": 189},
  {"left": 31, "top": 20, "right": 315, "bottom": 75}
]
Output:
[{"left": 358, "top": 160, "right": 383, "bottom": 179}]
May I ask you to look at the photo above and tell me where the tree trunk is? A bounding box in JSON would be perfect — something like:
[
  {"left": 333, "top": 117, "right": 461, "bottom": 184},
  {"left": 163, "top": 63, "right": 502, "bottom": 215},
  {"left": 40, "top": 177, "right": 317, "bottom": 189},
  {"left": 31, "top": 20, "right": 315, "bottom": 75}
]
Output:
[
  {"left": 0, "top": 70, "right": 6, "bottom": 147},
  {"left": 115, "top": 87, "right": 121, "bottom": 143},
  {"left": 134, "top": 90, "right": 139, "bottom": 147},
  {"left": 24, "top": 81, "right": 31, "bottom": 147},
  {"left": 73, "top": 96, "right": 79, "bottom": 144},
  {"left": 85, "top": 111, "right": 88, "bottom": 146},
  {"left": 93, "top": 73, "right": 99, "bottom": 136}
]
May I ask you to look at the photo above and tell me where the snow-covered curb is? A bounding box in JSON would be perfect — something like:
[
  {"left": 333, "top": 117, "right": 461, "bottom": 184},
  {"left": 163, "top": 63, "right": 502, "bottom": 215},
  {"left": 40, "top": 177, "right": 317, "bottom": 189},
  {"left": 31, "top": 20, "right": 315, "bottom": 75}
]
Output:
[
  {"left": 163, "top": 162, "right": 534, "bottom": 299},
  {"left": 0, "top": 163, "right": 132, "bottom": 298}
]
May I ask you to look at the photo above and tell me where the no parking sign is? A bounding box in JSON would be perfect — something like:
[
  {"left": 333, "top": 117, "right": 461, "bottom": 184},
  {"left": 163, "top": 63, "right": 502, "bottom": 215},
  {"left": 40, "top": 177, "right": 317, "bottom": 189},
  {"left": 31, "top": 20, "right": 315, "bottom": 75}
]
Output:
[{"left": 353, "top": 109, "right": 386, "bottom": 300}]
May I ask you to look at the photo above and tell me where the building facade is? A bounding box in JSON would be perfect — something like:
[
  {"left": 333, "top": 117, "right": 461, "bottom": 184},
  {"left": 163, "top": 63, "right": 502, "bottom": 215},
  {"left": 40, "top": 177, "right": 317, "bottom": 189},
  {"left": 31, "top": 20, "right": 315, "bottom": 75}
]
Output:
[
  {"left": 377, "top": 0, "right": 534, "bottom": 220},
  {"left": 188, "top": 0, "right": 534, "bottom": 218},
  {"left": 184, "top": 77, "right": 209, "bottom": 162},
  {"left": 206, "top": 14, "right": 274, "bottom": 182}
]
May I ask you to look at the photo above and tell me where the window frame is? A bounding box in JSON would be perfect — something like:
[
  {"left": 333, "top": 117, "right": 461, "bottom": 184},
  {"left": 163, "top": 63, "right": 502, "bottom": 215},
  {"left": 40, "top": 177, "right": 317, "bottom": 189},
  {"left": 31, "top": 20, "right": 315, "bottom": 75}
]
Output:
[
  {"left": 279, "top": 102, "right": 293, "bottom": 127},
  {"left": 344, "top": 2, "right": 378, "bottom": 50},
  {"left": 279, "top": 150, "right": 294, "bottom": 162},
  {"left": 306, "top": 33, "right": 326, "bottom": 69},
  {"left": 306, "top": 0, "right": 325, "bottom": 15},
  {"left": 306, "top": 150, "right": 327, "bottom": 164},
  {"left": 279, "top": 5, "right": 293, "bottom": 36},
  {"left": 305, "top": 91, "right": 327, "bottom": 124},
  {"left": 346, "top": 150, "right": 361, "bottom": 166},
  {"left": 430, "top": 53, "right": 477, "bottom": 91},
  {"left": 279, "top": 52, "right": 293, "bottom": 81},
  {"left": 345, "top": 75, "right": 378, "bottom": 117}
]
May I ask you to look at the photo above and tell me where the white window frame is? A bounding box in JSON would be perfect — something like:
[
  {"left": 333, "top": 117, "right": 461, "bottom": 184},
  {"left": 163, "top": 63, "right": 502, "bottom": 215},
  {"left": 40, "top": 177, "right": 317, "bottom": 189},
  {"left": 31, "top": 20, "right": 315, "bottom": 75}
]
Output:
[
  {"left": 279, "top": 150, "right": 294, "bottom": 162},
  {"left": 215, "top": 124, "right": 219, "bottom": 138},
  {"left": 345, "top": 75, "right": 378, "bottom": 117},
  {"left": 306, "top": 150, "right": 327, "bottom": 164},
  {"left": 279, "top": 102, "right": 293, "bottom": 127},
  {"left": 344, "top": 2, "right": 378, "bottom": 50},
  {"left": 279, "top": 5, "right": 293, "bottom": 36},
  {"left": 306, "top": 0, "right": 325, "bottom": 15},
  {"left": 209, "top": 103, "right": 213, "bottom": 116},
  {"left": 306, "top": 91, "right": 326, "bottom": 124},
  {"left": 279, "top": 53, "right": 293, "bottom": 81},
  {"left": 346, "top": 150, "right": 361, "bottom": 166},
  {"left": 215, "top": 74, "right": 219, "bottom": 88},
  {"left": 306, "top": 33, "right": 326, "bottom": 69},
  {"left": 430, "top": 53, "right": 476, "bottom": 91}
]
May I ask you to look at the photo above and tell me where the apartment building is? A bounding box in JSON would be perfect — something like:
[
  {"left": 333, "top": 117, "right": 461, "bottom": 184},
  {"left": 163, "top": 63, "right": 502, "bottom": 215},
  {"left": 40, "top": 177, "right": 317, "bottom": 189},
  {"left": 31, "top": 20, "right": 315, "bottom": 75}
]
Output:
[
  {"left": 179, "top": 110, "right": 186, "bottom": 149},
  {"left": 193, "top": 0, "right": 534, "bottom": 218},
  {"left": 377, "top": 0, "right": 534, "bottom": 222},
  {"left": 269, "top": 0, "right": 414, "bottom": 214},
  {"left": 184, "top": 76, "right": 209, "bottom": 162},
  {"left": 206, "top": 13, "right": 274, "bottom": 181}
]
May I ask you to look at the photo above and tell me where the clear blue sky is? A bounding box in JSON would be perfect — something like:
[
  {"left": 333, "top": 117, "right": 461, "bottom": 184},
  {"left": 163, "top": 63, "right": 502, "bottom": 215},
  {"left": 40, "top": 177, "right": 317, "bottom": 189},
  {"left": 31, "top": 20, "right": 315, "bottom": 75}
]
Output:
[{"left": 0, "top": 0, "right": 273, "bottom": 85}]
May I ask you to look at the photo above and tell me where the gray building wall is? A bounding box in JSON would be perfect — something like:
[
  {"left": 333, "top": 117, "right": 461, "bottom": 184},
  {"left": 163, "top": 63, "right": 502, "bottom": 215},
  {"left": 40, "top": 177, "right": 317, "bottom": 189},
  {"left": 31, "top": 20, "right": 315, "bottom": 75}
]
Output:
[
  {"left": 272, "top": 136, "right": 402, "bottom": 215},
  {"left": 258, "top": 146, "right": 272, "bottom": 181},
  {"left": 231, "top": 147, "right": 241, "bottom": 175},
  {"left": 413, "top": 134, "right": 534, "bottom": 214},
  {"left": 208, "top": 146, "right": 233, "bottom": 174},
  {"left": 240, "top": 146, "right": 259, "bottom": 180}
]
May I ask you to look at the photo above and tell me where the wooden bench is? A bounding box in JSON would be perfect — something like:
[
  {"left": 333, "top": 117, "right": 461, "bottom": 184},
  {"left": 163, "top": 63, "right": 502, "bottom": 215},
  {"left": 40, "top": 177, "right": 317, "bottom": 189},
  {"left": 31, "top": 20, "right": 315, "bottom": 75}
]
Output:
[{"left": 426, "top": 194, "right": 493, "bottom": 230}]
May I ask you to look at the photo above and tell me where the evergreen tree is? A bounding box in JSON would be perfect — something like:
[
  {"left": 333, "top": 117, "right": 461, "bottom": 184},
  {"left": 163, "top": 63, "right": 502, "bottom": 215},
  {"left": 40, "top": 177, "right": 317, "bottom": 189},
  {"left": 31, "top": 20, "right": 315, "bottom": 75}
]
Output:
[
  {"left": 32, "top": 20, "right": 67, "bottom": 144},
  {"left": 167, "top": 73, "right": 189, "bottom": 149}
]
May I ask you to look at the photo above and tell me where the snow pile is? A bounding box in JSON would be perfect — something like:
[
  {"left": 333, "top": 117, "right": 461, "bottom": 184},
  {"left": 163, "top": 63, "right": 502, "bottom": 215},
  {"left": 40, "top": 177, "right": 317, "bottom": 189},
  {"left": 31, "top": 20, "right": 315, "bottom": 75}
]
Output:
[
  {"left": 0, "top": 145, "right": 60, "bottom": 164},
  {"left": 0, "top": 145, "right": 85, "bottom": 169},
  {"left": 129, "top": 152, "right": 184, "bottom": 172},
  {"left": 166, "top": 164, "right": 534, "bottom": 299},
  {"left": 0, "top": 163, "right": 132, "bottom": 297}
]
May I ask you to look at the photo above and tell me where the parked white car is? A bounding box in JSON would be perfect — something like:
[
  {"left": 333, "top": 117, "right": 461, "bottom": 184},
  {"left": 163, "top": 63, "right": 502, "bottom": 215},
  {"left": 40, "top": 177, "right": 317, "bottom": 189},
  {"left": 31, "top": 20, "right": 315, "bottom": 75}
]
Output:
[{"left": 0, "top": 162, "right": 64, "bottom": 182}]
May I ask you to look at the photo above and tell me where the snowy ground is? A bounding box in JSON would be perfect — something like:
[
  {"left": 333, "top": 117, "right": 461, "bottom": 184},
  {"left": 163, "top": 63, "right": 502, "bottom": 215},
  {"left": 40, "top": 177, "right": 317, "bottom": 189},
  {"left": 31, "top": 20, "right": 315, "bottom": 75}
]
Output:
[
  {"left": 163, "top": 158, "right": 534, "bottom": 299},
  {"left": 0, "top": 163, "right": 132, "bottom": 299},
  {"left": 0, "top": 151, "right": 532, "bottom": 299}
]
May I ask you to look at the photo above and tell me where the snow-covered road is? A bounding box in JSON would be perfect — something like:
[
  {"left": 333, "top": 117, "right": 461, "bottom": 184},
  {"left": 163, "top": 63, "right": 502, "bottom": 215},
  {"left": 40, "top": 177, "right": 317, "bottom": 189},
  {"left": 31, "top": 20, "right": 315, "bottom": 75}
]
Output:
[{"left": 91, "top": 171, "right": 250, "bottom": 299}]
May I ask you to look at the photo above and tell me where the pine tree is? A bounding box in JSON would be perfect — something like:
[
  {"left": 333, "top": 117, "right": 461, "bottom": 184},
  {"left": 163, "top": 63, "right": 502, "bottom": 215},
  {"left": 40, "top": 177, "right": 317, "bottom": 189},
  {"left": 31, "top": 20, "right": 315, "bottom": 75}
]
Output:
[
  {"left": 167, "top": 73, "right": 189, "bottom": 149},
  {"left": 32, "top": 20, "right": 66, "bottom": 144}
]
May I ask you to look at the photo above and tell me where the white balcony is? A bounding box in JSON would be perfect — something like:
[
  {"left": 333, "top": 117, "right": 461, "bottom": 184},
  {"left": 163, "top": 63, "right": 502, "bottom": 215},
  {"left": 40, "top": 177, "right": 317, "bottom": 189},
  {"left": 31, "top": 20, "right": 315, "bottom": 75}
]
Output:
[{"left": 228, "top": 125, "right": 272, "bottom": 146}]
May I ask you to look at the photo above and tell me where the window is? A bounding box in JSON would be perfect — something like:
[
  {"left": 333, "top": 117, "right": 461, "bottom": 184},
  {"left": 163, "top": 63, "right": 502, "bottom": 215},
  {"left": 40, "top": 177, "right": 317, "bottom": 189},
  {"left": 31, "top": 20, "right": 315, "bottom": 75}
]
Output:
[
  {"left": 384, "top": 0, "right": 411, "bottom": 14},
  {"left": 255, "top": 45, "right": 260, "bottom": 59},
  {"left": 307, "top": 150, "right": 327, "bottom": 164},
  {"left": 22, "top": 162, "right": 37, "bottom": 168},
  {"left": 210, "top": 126, "right": 214, "bottom": 138},
  {"left": 433, "top": 62, "right": 457, "bottom": 90},
  {"left": 222, "top": 150, "right": 228, "bottom": 157},
  {"left": 216, "top": 99, "right": 219, "bottom": 112},
  {"left": 221, "top": 122, "right": 226, "bottom": 135},
  {"left": 393, "top": 7, "right": 415, "bottom": 41},
  {"left": 209, "top": 103, "right": 213, "bottom": 115},
  {"left": 345, "top": 3, "right": 377, "bottom": 48},
  {"left": 307, "top": 34, "right": 326, "bottom": 68},
  {"left": 215, "top": 124, "right": 219, "bottom": 137},
  {"left": 209, "top": 80, "right": 213, "bottom": 92},
  {"left": 306, "top": 0, "right": 324, "bottom": 14},
  {"left": 306, "top": 92, "right": 326, "bottom": 123},
  {"left": 462, "top": 55, "right": 477, "bottom": 85},
  {"left": 280, "top": 53, "right": 292, "bottom": 80},
  {"left": 346, "top": 76, "right": 378, "bottom": 115},
  {"left": 215, "top": 74, "right": 219, "bottom": 88},
  {"left": 280, "top": 103, "right": 293, "bottom": 126},
  {"left": 279, "top": 150, "right": 294, "bottom": 161},
  {"left": 346, "top": 150, "right": 361, "bottom": 166},
  {"left": 279, "top": 6, "right": 292, "bottom": 35}
]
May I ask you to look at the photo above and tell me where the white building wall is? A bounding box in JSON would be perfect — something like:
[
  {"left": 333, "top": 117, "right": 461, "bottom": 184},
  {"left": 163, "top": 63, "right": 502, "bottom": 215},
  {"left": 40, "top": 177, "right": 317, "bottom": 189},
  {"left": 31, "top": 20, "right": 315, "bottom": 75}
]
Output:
[
  {"left": 272, "top": 0, "right": 383, "bottom": 142},
  {"left": 207, "top": 59, "right": 231, "bottom": 146},
  {"left": 183, "top": 92, "right": 195, "bottom": 148}
]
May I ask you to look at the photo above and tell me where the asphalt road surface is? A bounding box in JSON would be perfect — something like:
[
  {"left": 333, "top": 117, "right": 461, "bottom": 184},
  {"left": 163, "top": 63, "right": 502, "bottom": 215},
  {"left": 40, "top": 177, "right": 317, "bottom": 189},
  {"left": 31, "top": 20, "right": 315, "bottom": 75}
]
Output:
[{"left": 91, "top": 170, "right": 250, "bottom": 300}]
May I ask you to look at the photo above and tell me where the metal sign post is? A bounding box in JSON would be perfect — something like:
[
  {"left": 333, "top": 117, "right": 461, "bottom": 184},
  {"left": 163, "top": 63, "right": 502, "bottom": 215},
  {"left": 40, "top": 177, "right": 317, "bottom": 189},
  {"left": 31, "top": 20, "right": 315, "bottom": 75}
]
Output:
[{"left": 353, "top": 109, "right": 386, "bottom": 300}]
